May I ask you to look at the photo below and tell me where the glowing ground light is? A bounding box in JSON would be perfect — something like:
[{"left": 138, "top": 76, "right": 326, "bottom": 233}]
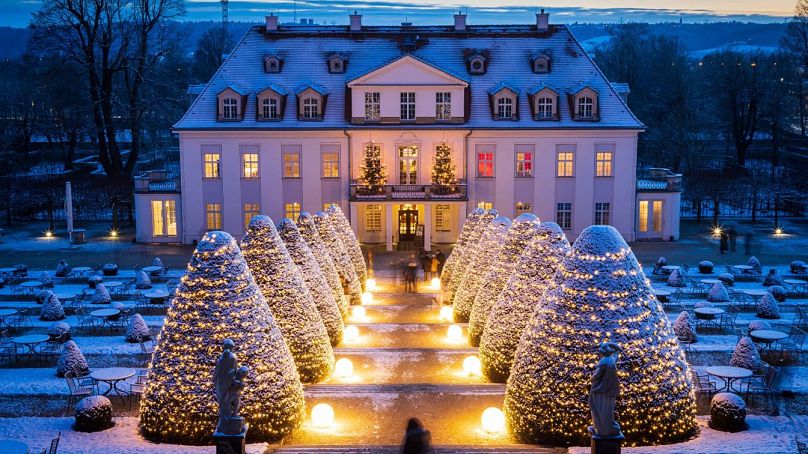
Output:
[
  {"left": 334, "top": 358, "right": 354, "bottom": 378},
  {"left": 366, "top": 278, "right": 377, "bottom": 291},
  {"left": 311, "top": 403, "right": 335, "bottom": 428},
  {"left": 481, "top": 407, "right": 506, "bottom": 433},
  {"left": 361, "top": 292, "right": 374, "bottom": 305},
  {"left": 447, "top": 324, "right": 464, "bottom": 343},
  {"left": 351, "top": 306, "right": 367, "bottom": 322},
  {"left": 463, "top": 355, "right": 482, "bottom": 376},
  {"left": 775, "top": 227, "right": 784, "bottom": 235},
  {"left": 438, "top": 305, "right": 453, "bottom": 322},
  {"left": 712, "top": 227, "right": 722, "bottom": 236},
  {"left": 45, "top": 230, "right": 53, "bottom": 238},
  {"left": 344, "top": 325, "right": 360, "bottom": 344},
  {"left": 430, "top": 277, "right": 441, "bottom": 290},
  {"left": 110, "top": 230, "right": 119, "bottom": 238}
]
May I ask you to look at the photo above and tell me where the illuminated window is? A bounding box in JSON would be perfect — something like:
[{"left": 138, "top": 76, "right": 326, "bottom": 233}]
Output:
[
  {"left": 516, "top": 150, "right": 533, "bottom": 177},
  {"left": 365, "top": 204, "right": 382, "bottom": 232},
  {"left": 261, "top": 98, "right": 278, "bottom": 120},
  {"left": 303, "top": 98, "right": 319, "bottom": 119},
  {"left": 515, "top": 202, "right": 531, "bottom": 217},
  {"left": 151, "top": 201, "right": 164, "bottom": 237},
  {"left": 596, "top": 151, "right": 613, "bottom": 177},
  {"left": 436, "top": 92, "right": 451, "bottom": 120},
  {"left": 639, "top": 201, "right": 649, "bottom": 233},
  {"left": 536, "top": 97, "right": 554, "bottom": 118},
  {"left": 322, "top": 152, "right": 339, "bottom": 178},
  {"left": 365, "top": 92, "right": 380, "bottom": 120},
  {"left": 203, "top": 153, "right": 220, "bottom": 179},
  {"left": 400, "top": 92, "right": 415, "bottom": 120},
  {"left": 477, "top": 151, "right": 494, "bottom": 177},
  {"left": 653, "top": 200, "right": 663, "bottom": 232},
  {"left": 577, "top": 96, "right": 594, "bottom": 119},
  {"left": 594, "top": 202, "right": 610, "bottom": 225},
  {"left": 164, "top": 200, "right": 177, "bottom": 236},
  {"left": 242, "top": 153, "right": 259, "bottom": 179},
  {"left": 284, "top": 202, "right": 301, "bottom": 220},
  {"left": 556, "top": 151, "right": 574, "bottom": 177},
  {"left": 497, "top": 97, "right": 513, "bottom": 119},
  {"left": 206, "top": 203, "right": 222, "bottom": 230},
  {"left": 243, "top": 203, "right": 260, "bottom": 230},
  {"left": 283, "top": 152, "right": 300, "bottom": 178},
  {"left": 556, "top": 202, "right": 572, "bottom": 230},
  {"left": 435, "top": 204, "right": 451, "bottom": 231},
  {"left": 222, "top": 98, "right": 239, "bottom": 120},
  {"left": 477, "top": 201, "right": 493, "bottom": 210}
]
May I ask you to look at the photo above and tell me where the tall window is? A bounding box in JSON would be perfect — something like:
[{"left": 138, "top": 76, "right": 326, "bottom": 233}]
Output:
[
  {"left": 653, "top": 200, "right": 663, "bottom": 232},
  {"left": 477, "top": 151, "right": 494, "bottom": 177},
  {"left": 283, "top": 152, "right": 300, "bottom": 178},
  {"left": 556, "top": 202, "right": 572, "bottom": 230},
  {"left": 242, "top": 153, "right": 259, "bottom": 179},
  {"left": 536, "top": 97, "right": 554, "bottom": 119},
  {"left": 556, "top": 151, "right": 574, "bottom": 177},
  {"left": 285, "top": 202, "right": 301, "bottom": 220},
  {"left": 151, "top": 200, "right": 177, "bottom": 237},
  {"left": 203, "top": 153, "right": 220, "bottom": 179},
  {"left": 515, "top": 150, "right": 533, "bottom": 177},
  {"left": 577, "top": 97, "right": 594, "bottom": 119},
  {"left": 206, "top": 203, "right": 222, "bottom": 230},
  {"left": 436, "top": 92, "right": 451, "bottom": 120},
  {"left": 364, "top": 92, "right": 380, "bottom": 120},
  {"left": 152, "top": 201, "right": 164, "bottom": 237},
  {"left": 262, "top": 98, "right": 278, "bottom": 120},
  {"left": 477, "top": 201, "right": 493, "bottom": 210},
  {"left": 497, "top": 97, "right": 513, "bottom": 119},
  {"left": 365, "top": 204, "right": 382, "bottom": 232},
  {"left": 400, "top": 92, "right": 415, "bottom": 120},
  {"left": 595, "top": 151, "right": 613, "bottom": 177},
  {"left": 515, "top": 202, "right": 531, "bottom": 217},
  {"left": 435, "top": 204, "right": 451, "bottom": 231},
  {"left": 303, "top": 98, "right": 319, "bottom": 119},
  {"left": 638, "top": 201, "right": 649, "bottom": 232},
  {"left": 322, "top": 152, "right": 339, "bottom": 178},
  {"left": 222, "top": 98, "right": 239, "bottom": 120},
  {"left": 594, "top": 202, "right": 610, "bottom": 225},
  {"left": 243, "top": 203, "right": 260, "bottom": 230}
]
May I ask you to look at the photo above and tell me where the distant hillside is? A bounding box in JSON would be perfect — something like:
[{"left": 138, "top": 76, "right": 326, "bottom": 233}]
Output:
[{"left": 0, "top": 21, "right": 791, "bottom": 60}]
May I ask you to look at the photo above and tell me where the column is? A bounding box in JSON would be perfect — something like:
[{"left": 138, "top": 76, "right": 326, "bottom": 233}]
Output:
[
  {"left": 423, "top": 203, "right": 432, "bottom": 252},
  {"left": 349, "top": 203, "right": 359, "bottom": 237},
  {"left": 385, "top": 203, "right": 393, "bottom": 251}
]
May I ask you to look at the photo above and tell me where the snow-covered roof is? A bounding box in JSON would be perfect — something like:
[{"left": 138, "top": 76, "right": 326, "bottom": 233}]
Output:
[{"left": 175, "top": 23, "right": 644, "bottom": 131}]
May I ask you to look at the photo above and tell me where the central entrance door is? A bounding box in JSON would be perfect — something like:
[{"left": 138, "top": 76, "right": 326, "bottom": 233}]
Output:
[
  {"left": 399, "top": 145, "right": 418, "bottom": 185},
  {"left": 398, "top": 204, "right": 419, "bottom": 241}
]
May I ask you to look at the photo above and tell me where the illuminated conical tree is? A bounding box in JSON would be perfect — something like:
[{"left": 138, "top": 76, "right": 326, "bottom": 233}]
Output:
[
  {"left": 326, "top": 204, "right": 368, "bottom": 287},
  {"left": 314, "top": 211, "right": 362, "bottom": 306},
  {"left": 468, "top": 213, "right": 542, "bottom": 346},
  {"left": 241, "top": 216, "right": 334, "bottom": 383},
  {"left": 505, "top": 225, "right": 697, "bottom": 446},
  {"left": 479, "top": 222, "right": 569, "bottom": 382},
  {"left": 440, "top": 208, "right": 484, "bottom": 291},
  {"left": 140, "top": 231, "right": 304, "bottom": 444},
  {"left": 298, "top": 212, "right": 349, "bottom": 317},
  {"left": 452, "top": 215, "right": 511, "bottom": 323},
  {"left": 445, "top": 209, "right": 497, "bottom": 304},
  {"left": 278, "top": 218, "right": 344, "bottom": 346}
]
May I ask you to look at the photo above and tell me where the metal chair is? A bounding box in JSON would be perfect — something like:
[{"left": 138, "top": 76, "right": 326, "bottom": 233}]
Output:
[
  {"left": 778, "top": 327, "right": 807, "bottom": 364},
  {"left": 74, "top": 307, "right": 96, "bottom": 333},
  {"left": 691, "top": 370, "right": 716, "bottom": 401},
  {"left": 36, "top": 334, "right": 65, "bottom": 362},
  {"left": 138, "top": 335, "right": 156, "bottom": 362},
  {"left": 720, "top": 306, "right": 739, "bottom": 334},
  {"left": 746, "top": 365, "right": 777, "bottom": 403},
  {"left": 64, "top": 371, "right": 93, "bottom": 413},
  {"left": 0, "top": 329, "right": 16, "bottom": 364},
  {"left": 39, "top": 431, "right": 60, "bottom": 454}
]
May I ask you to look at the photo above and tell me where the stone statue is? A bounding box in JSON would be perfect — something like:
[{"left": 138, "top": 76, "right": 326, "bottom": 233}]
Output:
[
  {"left": 588, "top": 342, "right": 623, "bottom": 438},
  {"left": 214, "top": 339, "right": 248, "bottom": 435}
]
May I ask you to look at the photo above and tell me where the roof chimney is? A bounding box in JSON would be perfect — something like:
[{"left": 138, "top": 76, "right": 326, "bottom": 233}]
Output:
[
  {"left": 454, "top": 12, "right": 467, "bottom": 31},
  {"left": 350, "top": 11, "right": 362, "bottom": 31},
  {"left": 536, "top": 9, "right": 549, "bottom": 32},
  {"left": 266, "top": 14, "right": 278, "bottom": 32}
]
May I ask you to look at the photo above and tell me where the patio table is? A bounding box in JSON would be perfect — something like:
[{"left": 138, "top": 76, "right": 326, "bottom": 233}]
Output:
[
  {"left": 700, "top": 279, "right": 721, "bottom": 285},
  {"left": 70, "top": 267, "right": 92, "bottom": 278},
  {"left": 0, "top": 267, "right": 16, "bottom": 278},
  {"left": 734, "top": 265, "right": 754, "bottom": 273},
  {"left": 90, "top": 367, "right": 136, "bottom": 404},
  {"left": 0, "top": 308, "right": 17, "bottom": 329},
  {"left": 144, "top": 290, "right": 169, "bottom": 305},
  {"left": 142, "top": 265, "right": 162, "bottom": 276},
  {"left": 694, "top": 307, "right": 724, "bottom": 330},
  {"left": 12, "top": 334, "right": 50, "bottom": 364},
  {"left": 53, "top": 291, "right": 76, "bottom": 301},
  {"left": 784, "top": 279, "right": 807, "bottom": 296},
  {"left": 19, "top": 281, "right": 42, "bottom": 295},
  {"left": 661, "top": 265, "right": 680, "bottom": 274},
  {"left": 706, "top": 366, "right": 753, "bottom": 393},
  {"left": 0, "top": 439, "right": 29, "bottom": 454},
  {"left": 749, "top": 329, "right": 788, "bottom": 352},
  {"left": 103, "top": 281, "right": 124, "bottom": 294},
  {"left": 90, "top": 308, "right": 121, "bottom": 331}
]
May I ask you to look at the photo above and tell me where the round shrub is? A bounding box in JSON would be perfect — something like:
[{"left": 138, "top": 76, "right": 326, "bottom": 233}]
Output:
[
  {"left": 667, "top": 269, "right": 686, "bottom": 287},
  {"left": 39, "top": 272, "right": 54, "bottom": 289},
  {"left": 56, "top": 340, "right": 89, "bottom": 377},
  {"left": 88, "top": 275, "right": 102, "bottom": 289},
  {"left": 698, "top": 261, "right": 714, "bottom": 274},
  {"left": 91, "top": 284, "right": 111, "bottom": 305},
  {"left": 75, "top": 396, "right": 114, "bottom": 432},
  {"left": 747, "top": 256, "right": 761, "bottom": 273},
  {"left": 101, "top": 264, "right": 118, "bottom": 276},
  {"left": 152, "top": 257, "right": 164, "bottom": 269},
  {"left": 135, "top": 271, "right": 152, "bottom": 290},
  {"left": 747, "top": 320, "right": 771, "bottom": 334},
  {"left": 763, "top": 269, "right": 784, "bottom": 287},
  {"left": 730, "top": 337, "right": 760, "bottom": 371},
  {"left": 707, "top": 282, "right": 730, "bottom": 302},
  {"left": 125, "top": 313, "right": 151, "bottom": 343},
  {"left": 790, "top": 260, "right": 806, "bottom": 274},
  {"left": 709, "top": 393, "right": 747, "bottom": 432},
  {"left": 55, "top": 260, "right": 71, "bottom": 277},
  {"left": 718, "top": 273, "right": 735, "bottom": 286},
  {"left": 657, "top": 256, "right": 667, "bottom": 267},
  {"left": 768, "top": 285, "right": 787, "bottom": 302},
  {"left": 47, "top": 321, "right": 71, "bottom": 341},
  {"left": 756, "top": 293, "right": 781, "bottom": 319},
  {"left": 673, "top": 311, "right": 697, "bottom": 342},
  {"left": 40, "top": 292, "right": 65, "bottom": 321},
  {"left": 36, "top": 289, "right": 52, "bottom": 304}
]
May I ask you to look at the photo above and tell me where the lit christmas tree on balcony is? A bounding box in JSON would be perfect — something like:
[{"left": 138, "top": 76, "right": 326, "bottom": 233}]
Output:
[
  {"left": 452, "top": 215, "right": 511, "bottom": 323},
  {"left": 479, "top": 222, "right": 570, "bottom": 382},
  {"left": 431, "top": 141, "right": 457, "bottom": 190},
  {"left": 297, "top": 212, "right": 349, "bottom": 317},
  {"left": 314, "top": 211, "right": 363, "bottom": 306},
  {"left": 440, "top": 208, "right": 484, "bottom": 291},
  {"left": 358, "top": 142, "right": 387, "bottom": 194},
  {"left": 326, "top": 204, "right": 368, "bottom": 287},
  {"left": 241, "top": 216, "right": 334, "bottom": 383},
  {"left": 468, "top": 213, "right": 542, "bottom": 347},
  {"left": 140, "top": 231, "right": 304, "bottom": 444},
  {"left": 278, "top": 218, "right": 344, "bottom": 346},
  {"left": 504, "top": 225, "right": 697, "bottom": 446},
  {"left": 445, "top": 209, "right": 497, "bottom": 305}
]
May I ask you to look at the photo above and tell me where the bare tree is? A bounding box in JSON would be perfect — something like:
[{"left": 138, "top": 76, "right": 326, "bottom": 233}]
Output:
[
  {"left": 193, "top": 25, "right": 235, "bottom": 82},
  {"left": 782, "top": 0, "right": 808, "bottom": 136}
]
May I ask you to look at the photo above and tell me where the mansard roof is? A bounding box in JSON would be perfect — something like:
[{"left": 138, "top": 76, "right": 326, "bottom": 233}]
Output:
[
  {"left": 527, "top": 82, "right": 559, "bottom": 96},
  {"left": 175, "top": 22, "right": 643, "bottom": 130},
  {"left": 294, "top": 82, "right": 329, "bottom": 96},
  {"left": 488, "top": 81, "right": 520, "bottom": 96}
]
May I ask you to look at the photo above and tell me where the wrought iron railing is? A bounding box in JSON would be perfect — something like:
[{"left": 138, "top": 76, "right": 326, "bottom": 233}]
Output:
[{"left": 350, "top": 183, "right": 468, "bottom": 201}]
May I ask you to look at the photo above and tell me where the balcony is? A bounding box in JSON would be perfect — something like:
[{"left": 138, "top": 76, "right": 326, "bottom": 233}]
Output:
[
  {"left": 636, "top": 168, "right": 682, "bottom": 192},
  {"left": 350, "top": 183, "right": 468, "bottom": 202},
  {"left": 134, "top": 170, "right": 180, "bottom": 194}
]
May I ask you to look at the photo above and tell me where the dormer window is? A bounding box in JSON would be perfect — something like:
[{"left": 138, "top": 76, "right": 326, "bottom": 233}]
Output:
[
  {"left": 217, "top": 86, "right": 247, "bottom": 121},
  {"left": 568, "top": 84, "right": 599, "bottom": 121},
  {"left": 488, "top": 83, "right": 518, "bottom": 121},
  {"left": 465, "top": 51, "right": 489, "bottom": 75},
  {"left": 223, "top": 98, "right": 238, "bottom": 120},
  {"left": 303, "top": 98, "right": 319, "bottom": 119},
  {"left": 528, "top": 85, "right": 559, "bottom": 121},
  {"left": 262, "top": 98, "right": 278, "bottom": 119},
  {"left": 264, "top": 55, "right": 282, "bottom": 73},
  {"left": 295, "top": 83, "right": 329, "bottom": 121},
  {"left": 531, "top": 53, "right": 551, "bottom": 74},
  {"left": 256, "top": 85, "right": 287, "bottom": 121},
  {"left": 497, "top": 98, "right": 513, "bottom": 119},
  {"left": 537, "top": 97, "right": 554, "bottom": 118},
  {"left": 327, "top": 54, "right": 347, "bottom": 74},
  {"left": 577, "top": 97, "right": 594, "bottom": 118}
]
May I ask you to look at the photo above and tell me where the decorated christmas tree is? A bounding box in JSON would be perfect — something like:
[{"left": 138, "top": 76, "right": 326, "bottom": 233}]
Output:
[
  {"left": 440, "top": 208, "right": 484, "bottom": 291},
  {"left": 326, "top": 204, "right": 368, "bottom": 287},
  {"left": 314, "top": 211, "right": 363, "bottom": 306},
  {"left": 241, "top": 216, "right": 334, "bottom": 383},
  {"left": 479, "top": 222, "right": 569, "bottom": 382},
  {"left": 452, "top": 215, "right": 511, "bottom": 323},
  {"left": 445, "top": 209, "right": 498, "bottom": 307},
  {"left": 468, "top": 213, "right": 542, "bottom": 346},
  {"left": 278, "top": 218, "right": 344, "bottom": 346},
  {"left": 505, "top": 225, "right": 697, "bottom": 446},
  {"left": 140, "top": 231, "right": 304, "bottom": 444},
  {"left": 431, "top": 141, "right": 457, "bottom": 187},
  {"left": 297, "top": 212, "right": 350, "bottom": 317},
  {"left": 358, "top": 142, "right": 387, "bottom": 193}
]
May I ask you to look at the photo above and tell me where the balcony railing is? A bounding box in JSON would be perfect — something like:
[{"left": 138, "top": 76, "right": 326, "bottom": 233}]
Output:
[
  {"left": 636, "top": 168, "right": 682, "bottom": 192},
  {"left": 350, "top": 183, "right": 468, "bottom": 202},
  {"left": 134, "top": 170, "right": 180, "bottom": 194}
]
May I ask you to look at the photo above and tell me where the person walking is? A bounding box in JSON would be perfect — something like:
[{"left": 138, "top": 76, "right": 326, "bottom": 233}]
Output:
[
  {"left": 407, "top": 254, "right": 418, "bottom": 293},
  {"left": 727, "top": 225, "right": 738, "bottom": 253},
  {"left": 430, "top": 254, "right": 438, "bottom": 280},
  {"left": 436, "top": 250, "right": 446, "bottom": 277},
  {"left": 419, "top": 251, "right": 431, "bottom": 282},
  {"left": 401, "top": 417, "right": 432, "bottom": 454},
  {"left": 719, "top": 230, "right": 728, "bottom": 255}
]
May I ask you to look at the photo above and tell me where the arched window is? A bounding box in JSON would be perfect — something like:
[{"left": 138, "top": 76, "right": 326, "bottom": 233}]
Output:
[
  {"left": 303, "top": 97, "right": 319, "bottom": 119},
  {"left": 262, "top": 98, "right": 278, "bottom": 120},
  {"left": 577, "top": 97, "right": 594, "bottom": 119},
  {"left": 536, "top": 97, "right": 554, "bottom": 119},
  {"left": 497, "top": 97, "right": 513, "bottom": 119},
  {"left": 222, "top": 98, "right": 239, "bottom": 120}
]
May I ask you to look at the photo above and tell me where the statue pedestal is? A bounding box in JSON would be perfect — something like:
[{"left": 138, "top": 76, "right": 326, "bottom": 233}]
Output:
[
  {"left": 213, "top": 423, "right": 248, "bottom": 454},
  {"left": 589, "top": 429, "right": 624, "bottom": 454}
]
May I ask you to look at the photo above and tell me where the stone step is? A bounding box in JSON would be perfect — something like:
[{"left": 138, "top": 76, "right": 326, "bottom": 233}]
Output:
[
  {"left": 269, "top": 445, "right": 560, "bottom": 453},
  {"left": 361, "top": 291, "right": 439, "bottom": 306},
  {"left": 338, "top": 323, "right": 471, "bottom": 349},
  {"left": 324, "top": 349, "right": 484, "bottom": 385},
  {"left": 346, "top": 304, "right": 447, "bottom": 324}
]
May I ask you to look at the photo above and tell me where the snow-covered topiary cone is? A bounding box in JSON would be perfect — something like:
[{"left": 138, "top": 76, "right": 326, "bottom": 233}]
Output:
[
  {"left": 297, "top": 212, "right": 349, "bottom": 318},
  {"left": 479, "top": 222, "right": 569, "bottom": 382},
  {"left": 125, "top": 313, "right": 151, "bottom": 343},
  {"left": 57, "top": 340, "right": 89, "bottom": 377},
  {"left": 140, "top": 231, "right": 304, "bottom": 444},
  {"left": 241, "top": 217, "right": 334, "bottom": 383},
  {"left": 730, "top": 337, "right": 761, "bottom": 370},
  {"left": 313, "top": 211, "right": 362, "bottom": 306},
  {"left": 279, "top": 218, "right": 344, "bottom": 346},
  {"left": 39, "top": 271, "right": 54, "bottom": 288},
  {"left": 47, "top": 321, "right": 71, "bottom": 339},
  {"left": 452, "top": 215, "right": 510, "bottom": 323},
  {"left": 40, "top": 291, "right": 65, "bottom": 321},
  {"left": 440, "top": 208, "right": 484, "bottom": 291},
  {"left": 707, "top": 282, "right": 730, "bottom": 302},
  {"left": 756, "top": 292, "right": 781, "bottom": 319},
  {"left": 135, "top": 270, "right": 152, "bottom": 289},
  {"left": 468, "top": 213, "right": 542, "bottom": 347},
  {"left": 673, "top": 311, "right": 697, "bottom": 342},
  {"left": 504, "top": 225, "right": 697, "bottom": 446},
  {"left": 747, "top": 256, "right": 761, "bottom": 273},
  {"left": 667, "top": 269, "right": 686, "bottom": 287},
  {"left": 326, "top": 204, "right": 368, "bottom": 287},
  {"left": 91, "top": 283, "right": 111, "bottom": 305},
  {"left": 446, "top": 209, "right": 497, "bottom": 304}
]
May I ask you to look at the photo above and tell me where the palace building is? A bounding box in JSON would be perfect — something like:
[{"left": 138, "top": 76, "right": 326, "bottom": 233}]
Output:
[{"left": 134, "top": 11, "right": 682, "bottom": 248}]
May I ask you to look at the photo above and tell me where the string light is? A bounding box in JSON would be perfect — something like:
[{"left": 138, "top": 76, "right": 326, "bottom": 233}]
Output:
[
  {"left": 313, "top": 212, "right": 363, "bottom": 306},
  {"left": 297, "top": 213, "right": 350, "bottom": 318},
  {"left": 441, "top": 209, "right": 496, "bottom": 306},
  {"left": 325, "top": 204, "right": 368, "bottom": 288}
]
